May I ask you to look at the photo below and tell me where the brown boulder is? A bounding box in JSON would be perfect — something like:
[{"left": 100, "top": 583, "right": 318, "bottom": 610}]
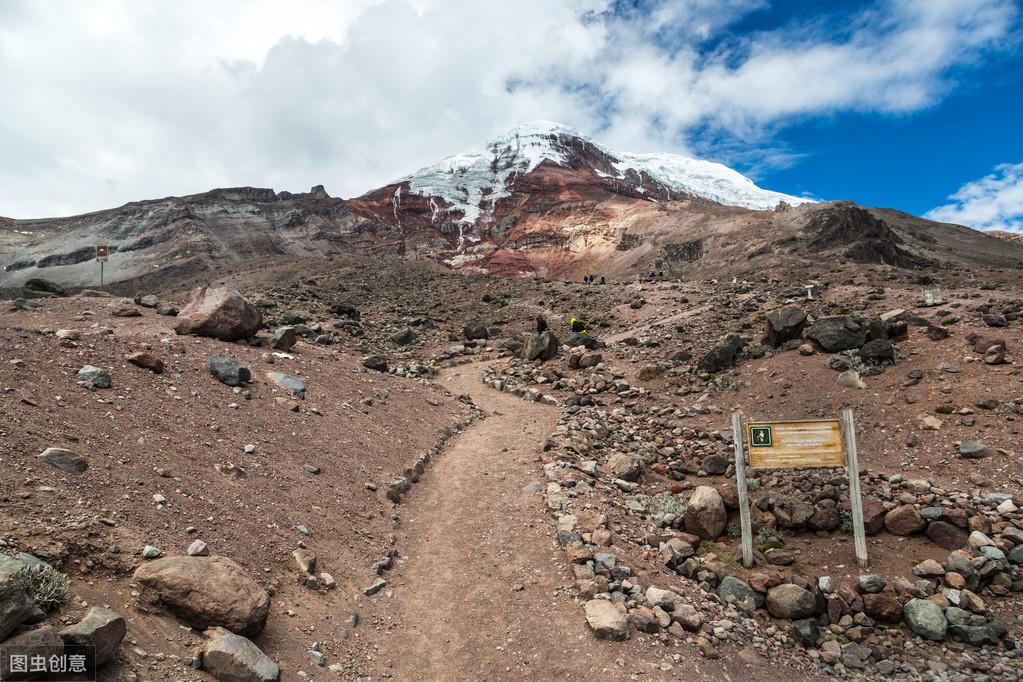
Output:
[
  {"left": 926, "top": 521, "right": 969, "bottom": 551},
  {"left": 174, "top": 287, "right": 262, "bottom": 341},
  {"left": 861, "top": 497, "right": 886, "bottom": 535},
  {"left": 862, "top": 591, "right": 903, "bottom": 622},
  {"left": 683, "top": 486, "right": 727, "bottom": 540},
  {"left": 133, "top": 555, "right": 270, "bottom": 636},
  {"left": 884, "top": 505, "right": 925, "bottom": 536}
]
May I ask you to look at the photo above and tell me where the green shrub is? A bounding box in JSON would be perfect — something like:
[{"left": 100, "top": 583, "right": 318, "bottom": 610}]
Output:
[{"left": 13, "top": 564, "right": 70, "bottom": 612}]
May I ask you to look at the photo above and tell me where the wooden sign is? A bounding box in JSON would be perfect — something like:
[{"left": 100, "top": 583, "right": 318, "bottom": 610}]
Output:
[
  {"left": 732, "top": 410, "right": 868, "bottom": 569},
  {"left": 746, "top": 419, "right": 845, "bottom": 469},
  {"left": 95, "top": 245, "right": 109, "bottom": 262},
  {"left": 922, "top": 288, "right": 942, "bottom": 306}
]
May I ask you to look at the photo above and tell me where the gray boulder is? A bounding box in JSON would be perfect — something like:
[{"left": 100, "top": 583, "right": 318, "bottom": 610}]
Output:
[
  {"left": 958, "top": 441, "right": 992, "bottom": 459},
  {"left": 717, "top": 576, "right": 764, "bottom": 611},
  {"left": 903, "top": 598, "right": 947, "bottom": 640},
  {"left": 272, "top": 327, "right": 298, "bottom": 351},
  {"left": 0, "top": 626, "right": 64, "bottom": 680},
  {"left": 766, "top": 584, "right": 816, "bottom": 619},
  {"left": 698, "top": 334, "right": 745, "bottom": 373},
  {"left": 37, "top": 447, "right": 88, "bottom": 474},
  {"left": 763, "top": 306, "right": 806, "bottom": 347},
  {"left": 806, "top": 316, "right": 866, "bottom": 352},
  {"left": 77, "top": 365, "right": 112, "bottom": 389},
  {"left": 522, "top": 331, "right": 559, "bottom": 361},
  {"left": 202, "top": 627, "right": 280, "bottom": 682},
  {"left": 59, "top": 607, "right": 126, "bottom": 665},
  {"left": 207, "top": 356, "right": 251, "bottom": 387},
  {"left": 266, "top": 372, "right": 305, "bottom": 399},
  {"left": 0, "top": 581, "right": 34, "bottom": 641}
]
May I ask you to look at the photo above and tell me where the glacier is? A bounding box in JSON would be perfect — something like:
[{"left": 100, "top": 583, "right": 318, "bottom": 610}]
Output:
[{"left": 401, "top": 121, "right": 815, "bottom": 225}]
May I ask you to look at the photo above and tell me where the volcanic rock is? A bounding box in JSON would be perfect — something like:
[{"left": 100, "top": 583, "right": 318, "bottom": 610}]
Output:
[
  {"left": 202, "top": 627, "right": 280, "bottom": 682},
  {"left": 175, "top": 287, "right": 262, "bottom": 341},
  {"left": 683, "top": 486, "right": 726, "bottom": 540},
  {"left": 133, "top": 555, "right": 271, "bottom": 636}
]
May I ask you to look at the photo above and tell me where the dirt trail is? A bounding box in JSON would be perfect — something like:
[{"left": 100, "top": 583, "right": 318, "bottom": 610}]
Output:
[{"left": 366, "top": 361, "right": 744, "bottom": 682}]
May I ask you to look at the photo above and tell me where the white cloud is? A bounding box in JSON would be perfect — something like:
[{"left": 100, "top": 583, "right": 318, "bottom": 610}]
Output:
[
  {"left": 926, "top": 162, "right": 1023, "bottom": 232},
  {"left": 0, "top": 0, "right": 1017, "bottom": 217}
]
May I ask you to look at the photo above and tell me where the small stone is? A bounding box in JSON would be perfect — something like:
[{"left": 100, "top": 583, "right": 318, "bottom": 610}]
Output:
[{"left": 187, "top": 540, "right": 209, "bottom": 556}]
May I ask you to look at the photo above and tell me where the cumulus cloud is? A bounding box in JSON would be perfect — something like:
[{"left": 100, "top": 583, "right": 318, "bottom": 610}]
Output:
[
  {"left": 926, "top": 162, "right": 1023, "bottom": 232},
  {"left": 0, "top": 0, "right": 1018, "bottom": 217}
]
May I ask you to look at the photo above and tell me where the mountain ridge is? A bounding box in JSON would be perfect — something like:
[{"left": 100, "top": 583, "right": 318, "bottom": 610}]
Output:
[{"left": 3, "top": 123, "right": 1022, "bottom": 289}]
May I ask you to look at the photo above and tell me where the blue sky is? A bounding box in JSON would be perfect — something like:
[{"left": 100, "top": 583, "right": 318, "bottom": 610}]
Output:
[
  {"left": 718, "top": 1, "right": 1023, "bottom": 224},
  {"left": 1, "top": 0, "right": 1021, "bottom": 229}
]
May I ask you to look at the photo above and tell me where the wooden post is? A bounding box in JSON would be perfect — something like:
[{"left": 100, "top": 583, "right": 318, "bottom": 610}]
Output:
[
  {"left": 732, "top": 413, "right": 754, "bottom": 568},
  {"left": 842, "top": 408, "right": 869, "bottom": 568}
]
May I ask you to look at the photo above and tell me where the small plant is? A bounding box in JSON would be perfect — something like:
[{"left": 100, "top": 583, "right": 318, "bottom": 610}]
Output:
[
  {"left": 755, "top": 527, "right": 785, "bottom": 552},
  {"left": 839, "top": 509, "right": 855, "bottom": 534},
  {"left": 726, "top": 522, "right": 742, "bottom": 538},
  {"left": 13, "top": 564, "right": 70, "bottom": 612}
]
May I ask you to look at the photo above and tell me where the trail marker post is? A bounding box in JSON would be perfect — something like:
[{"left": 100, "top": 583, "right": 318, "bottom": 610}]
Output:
[
  {"left": 95, "top": 245, "right": 108, "bottom": 288},
  {"left": 731, "top": 410, "right": 868, "bottom": 569}
]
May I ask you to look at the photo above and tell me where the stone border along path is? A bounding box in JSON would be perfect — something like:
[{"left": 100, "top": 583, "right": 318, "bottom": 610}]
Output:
[{"left": 365, "top": 360, "right": 751, "bottom": 681}]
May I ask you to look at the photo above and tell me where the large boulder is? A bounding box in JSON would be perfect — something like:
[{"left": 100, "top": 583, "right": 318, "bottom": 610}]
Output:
[
  {"left": 862, "top": 591, "right": 902, "bottom": 622},
  {"left": 766, "top": 584, "right": 816, "bottom": 620},
  {"left": 0, "top": 581, "right": 34, "bottom": 641},
  {"left": 926, "top": 521, "right": 969, "bottom": 551},
  {"left": 698, "top": 335, "right": 745, "bottom": 373},
  {"left": 522, "top": 331, "right": 559, "bottom": 361},
  {"left": 884, "top": 505, "right": 926, "bottom": 536},
  {"left": 23, "top": 278, "right": 67, "bottom": 297},
  {"left": 174, "top": 287, "right": 262, "bottom": 341},
  {"left": 683, "top": 486, "right": 726, "bottom": 540},
  {"left": 0, "top": 626, "right": 64, "bottom": 680},
  {"left": 463, "top": 323, "right": 490, "bottom": 340},
  {"left": 59, "top": 607, "right": 126, "bottom": 665},
  {"left": 805, "top": 316, "right": 866, "bottom": 352},
  {"left": 903, "top": 599, "right": 947, "bottom": 640},
  {"left": 133, "top": 556, "right": 270, "bottom": 636},
  {"left": 583, "top": 600, "right": 628, "bottom": 640},
  {"left": 763, "top": 306, "right": 806, "bottom": 347},
  {"left": 202, "top": 627, "right": 280, "bottom": 682},
  {"left": 717, "top": 576, "right": 764, "bottom": 611}
]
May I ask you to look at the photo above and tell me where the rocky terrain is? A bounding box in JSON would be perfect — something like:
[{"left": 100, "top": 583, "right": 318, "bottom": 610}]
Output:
[
  {"left": 5, "top": 124, "right": 1023, "bottom": 291},
  {"left": 0, "top": 247, "right": 1021, "bottom": 681},
  {"left": 2, "top": 123, "right": 1023, "bottom": 682}
]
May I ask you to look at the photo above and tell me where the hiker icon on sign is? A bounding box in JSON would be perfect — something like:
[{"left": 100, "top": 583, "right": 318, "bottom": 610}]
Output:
[{"left": 750, "top": 426, "right": 772, "bottom": 447}]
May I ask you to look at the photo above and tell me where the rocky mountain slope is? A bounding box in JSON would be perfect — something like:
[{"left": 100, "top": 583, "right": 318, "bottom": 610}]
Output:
[{"left": 4, "top": 124, "right": 1023, "bottom": 291}]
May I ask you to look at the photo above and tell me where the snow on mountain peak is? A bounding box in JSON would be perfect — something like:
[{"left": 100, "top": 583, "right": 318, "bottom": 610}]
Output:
[{"left": 402, "top": 122, "right": 814, "bottom": 225}]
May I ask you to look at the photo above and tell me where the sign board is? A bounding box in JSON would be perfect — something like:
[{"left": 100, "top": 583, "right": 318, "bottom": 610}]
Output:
[
  {"left": 95, "top": 245, "right": 109, "bottom": 262},
  {"left": 732, "top": 410, "right": 868, "bottom": 569},
  {"left": 922, "top": 288, "right": 942, "bottom": 306},
  {"left": 747, "top": 419, "right": 845, "bottom": 469}
]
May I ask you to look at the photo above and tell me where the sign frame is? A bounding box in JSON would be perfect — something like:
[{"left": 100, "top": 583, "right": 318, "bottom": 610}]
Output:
[
  {"left": 731, "top": 409, "right": 868, "bottom": 569},
  {"left": 95, "top": 245, "right": 109, "bottom": 288}
]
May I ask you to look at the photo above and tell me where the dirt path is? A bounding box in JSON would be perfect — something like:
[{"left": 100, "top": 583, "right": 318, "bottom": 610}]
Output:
[{"left": 364, "top": 362, "right": 747, "bottom": 681}]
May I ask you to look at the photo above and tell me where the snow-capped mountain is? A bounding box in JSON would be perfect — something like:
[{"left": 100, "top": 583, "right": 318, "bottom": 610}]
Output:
[
  {"left": 5, "top": 122, "right": 1021, "bottom": 289},
  {"left": 397, "top": 121, "right": 814, "bottom": 226}
]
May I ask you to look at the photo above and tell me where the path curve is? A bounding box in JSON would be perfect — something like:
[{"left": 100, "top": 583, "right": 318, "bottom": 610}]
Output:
[{"left": 363, "top": 361, "right": 754, "bottom": 681}]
